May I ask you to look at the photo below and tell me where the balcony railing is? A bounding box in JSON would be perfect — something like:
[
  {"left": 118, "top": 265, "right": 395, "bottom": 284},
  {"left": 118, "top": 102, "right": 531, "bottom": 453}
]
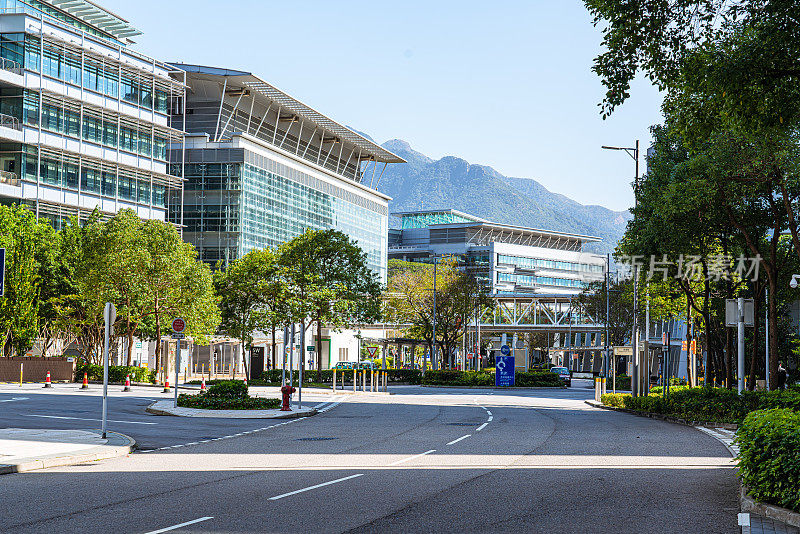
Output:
[
  {"left": 0, "top": 112, "right": 21, "bottom": 130},
  {"left": 0, "top": 56, "right": 22, "bottom": 75},
  {"left": 0, "top": 170, "right": 19, "bottom": 186}
]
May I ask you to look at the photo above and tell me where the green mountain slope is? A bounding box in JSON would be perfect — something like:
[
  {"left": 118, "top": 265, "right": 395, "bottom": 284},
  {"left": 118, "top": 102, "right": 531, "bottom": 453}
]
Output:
[{"left": 374, "top": 139, "right": 630, "bottom": 254}]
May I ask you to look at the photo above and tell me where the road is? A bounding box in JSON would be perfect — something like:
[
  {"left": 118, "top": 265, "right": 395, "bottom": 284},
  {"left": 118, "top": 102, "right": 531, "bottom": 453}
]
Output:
[{"left": 0, "top": 382, "right": 739, "bottom": 533}]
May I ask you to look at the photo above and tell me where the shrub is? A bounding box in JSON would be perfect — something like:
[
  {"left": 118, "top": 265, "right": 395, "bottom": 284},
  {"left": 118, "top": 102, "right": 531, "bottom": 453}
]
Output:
[
  {"left": 515, "top": 371, "right": 562, "bottom": 387},
  {"left": 736, "top": 408, "right": 800, "bottom": 512},
  {"left": 177, "top": 393, "right": 280, "bottom": 410},
  {"left": 75, "top": 364, "right": 155, "bottom": 384},
  {"left": 601, "top": 393, "right": 629, "bottom": 408},
  {"left": 422, "top": 370, "right": 494, "bottom": 386},
  {"left": 611, "top": 375, "right": 631, "bottom": 390},
  {"left": 206, "top": 380, "right": 248, "bottom": 399}
]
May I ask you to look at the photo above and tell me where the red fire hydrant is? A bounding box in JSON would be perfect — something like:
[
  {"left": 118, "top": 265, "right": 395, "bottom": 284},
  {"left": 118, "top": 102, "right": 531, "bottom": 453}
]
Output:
[{"left": 280, "top": 385, "right": 296, "bottom": 411}]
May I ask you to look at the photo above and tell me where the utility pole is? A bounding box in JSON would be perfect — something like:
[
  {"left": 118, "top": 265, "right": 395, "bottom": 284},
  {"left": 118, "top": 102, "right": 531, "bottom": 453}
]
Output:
[
  {"left": 101, "top": 302, "right": 115, "bottom": 439},
  {"left": 605, "top": 253, "right": 610, "bottom": 379},
  {"left": 602, "top": 139, "right": 640, "bottom": 394}
]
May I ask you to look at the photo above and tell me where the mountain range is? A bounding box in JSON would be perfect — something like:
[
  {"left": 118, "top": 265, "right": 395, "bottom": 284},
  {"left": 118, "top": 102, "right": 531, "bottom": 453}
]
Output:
[{"left": 371, "top": 139, "right": 630, "bottom": 254}]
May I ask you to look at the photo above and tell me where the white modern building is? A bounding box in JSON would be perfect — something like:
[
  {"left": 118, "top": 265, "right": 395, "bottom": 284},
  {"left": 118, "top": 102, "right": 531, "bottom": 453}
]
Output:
[
  {"left": 389, "top": 209, "right": 606, "bottom": 295},
  {"left": 0, "top": 0, "right": 185, "bottom": 226}
]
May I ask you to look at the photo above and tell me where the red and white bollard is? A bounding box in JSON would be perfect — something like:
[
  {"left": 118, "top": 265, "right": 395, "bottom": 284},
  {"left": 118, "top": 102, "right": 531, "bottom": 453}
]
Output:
[
  {"left": 243, "top": 376, "right": 248, "bottom": 387},
  {"left": 81, "top": 372, "right": 89, "bottom": 389},
  {"left": 43, "top": 371, "right": 52, "bottom": 388},
  {"left": 123, "top": 374, "right": 131, "bottom": 392},
  {"left": 163, "top": 378, "right": 170, "bottom": 393},
  {"left": 200, "top": 376, "right": 206, "bottom": 392}
]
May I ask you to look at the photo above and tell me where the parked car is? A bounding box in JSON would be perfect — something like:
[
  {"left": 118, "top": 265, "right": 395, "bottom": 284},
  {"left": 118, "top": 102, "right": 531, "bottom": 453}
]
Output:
[
  {"left": 357, "top": 361, "right": 375, "bottom": 370},
  {"left": 334, "top": 362, "right": 355, "bottom": 370},
  {"left": 550, "top": 366, "right": 571, "bottom": 387}
]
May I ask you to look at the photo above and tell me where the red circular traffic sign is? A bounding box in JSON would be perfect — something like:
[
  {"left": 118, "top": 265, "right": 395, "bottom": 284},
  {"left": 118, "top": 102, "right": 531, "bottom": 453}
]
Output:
[{"left": 171, "top": 317, "right": 186, "bottom": 333}]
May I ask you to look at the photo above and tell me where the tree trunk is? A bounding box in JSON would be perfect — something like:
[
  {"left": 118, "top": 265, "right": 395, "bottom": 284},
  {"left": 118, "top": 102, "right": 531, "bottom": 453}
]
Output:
[
  {"left": 154, "top": 312, "right": 162, "bottom": 382},
  {"left": 768, "top": 272, "right": 779, "bottom": 390},
  {"left": 241, "top": 340, "right": 250, "bottom": 381},
  {"left": 271, "top": 324, "right": 277, "bottom": 371}
]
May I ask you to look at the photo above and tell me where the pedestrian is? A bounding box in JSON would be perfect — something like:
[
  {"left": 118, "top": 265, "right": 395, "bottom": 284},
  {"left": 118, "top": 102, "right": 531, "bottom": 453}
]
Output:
[{"left": 777, "top": 361, "right": 787, "bottom": 391}]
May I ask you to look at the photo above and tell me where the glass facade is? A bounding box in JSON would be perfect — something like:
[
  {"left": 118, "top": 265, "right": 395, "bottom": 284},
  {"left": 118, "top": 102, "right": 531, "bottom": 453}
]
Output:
[
  {"left": 497, "top": 271, "right": 586, "bottom": 289},
  {"left": 399, "top": 211, "right": 480, "bottom": 229},
  {"left": 176, "top": 150, "right": 388, "bottom": 280},
  {"left": 0, "top": 33, "right": 170, "bottom": 113},
  {"left": 497, "top": 254, "right": 604, "bottom": 274},
  {"left": 0, "top": 0, "right": 126, "bottom": 44}
]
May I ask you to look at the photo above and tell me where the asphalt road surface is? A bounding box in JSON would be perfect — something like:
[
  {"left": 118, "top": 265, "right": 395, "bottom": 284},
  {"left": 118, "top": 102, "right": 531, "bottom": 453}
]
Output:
[{"left": 0, "top": 382, "right": 739, "bottom": 533}]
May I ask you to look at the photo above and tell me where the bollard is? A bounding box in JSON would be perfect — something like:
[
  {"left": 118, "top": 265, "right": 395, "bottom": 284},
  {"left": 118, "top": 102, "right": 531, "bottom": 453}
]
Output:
[
  {"left": 163, "top": 378, "right": 171, "bottom": 393},
  {"left": 333, "top": 369, "right": 337, "bottom": 392},
  {"left": 19, "top": 363, "right": 23, "bottom": 387},
  {"left": 601, "top": 376, "right": 606, "bottom": 396},
  {"left": 44, "top": 371, "right": 52, "bottom": 388},
  {"left": 353, "top": 368, "right": 356, "bottom": 393},
  {"left": 341, "top": 370, "right": 344, "bottom": 390},
  {"left": 81, "top": 372, "right": 89, "bottom": 389},
  {"left": 123, "top": 374, "right": 131, "bottom": 392},
  {"left": 362, "top": 370, "right": 366, "bottom": 392}
]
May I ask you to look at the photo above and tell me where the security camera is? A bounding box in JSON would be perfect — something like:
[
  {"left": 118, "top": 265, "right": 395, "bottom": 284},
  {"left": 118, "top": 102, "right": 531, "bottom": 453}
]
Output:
[{"left": 791, "top": 275, "right": 800, "bottom": 289}]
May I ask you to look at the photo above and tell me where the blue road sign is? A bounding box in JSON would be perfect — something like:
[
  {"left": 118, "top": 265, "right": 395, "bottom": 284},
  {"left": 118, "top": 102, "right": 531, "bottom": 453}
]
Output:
[
  {"left": 500, "top": 344, "right": 511, "bottom": 356},
  {"left": 495, "top": 355, "right": 515, "bottom": 387}
]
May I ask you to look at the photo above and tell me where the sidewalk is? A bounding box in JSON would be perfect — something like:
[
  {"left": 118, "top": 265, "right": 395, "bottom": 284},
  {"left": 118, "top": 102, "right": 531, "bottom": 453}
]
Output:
[
  {"left": 0, "top": 428, "right": 135, "bottom": 475},
  {"left": 586, "top": 399, "right": 800, "bottom": 534}
]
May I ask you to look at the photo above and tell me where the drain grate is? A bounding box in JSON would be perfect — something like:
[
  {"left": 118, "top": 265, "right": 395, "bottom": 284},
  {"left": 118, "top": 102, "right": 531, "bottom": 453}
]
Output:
[{"left": 294, "top": 437, "right": 338, "bottom": 441}]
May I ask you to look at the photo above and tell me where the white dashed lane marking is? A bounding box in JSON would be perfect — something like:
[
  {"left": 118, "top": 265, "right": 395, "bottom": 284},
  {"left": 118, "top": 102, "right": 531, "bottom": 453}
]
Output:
[{"left": 138, "top": 397, "right": 344, "bottom": 453}]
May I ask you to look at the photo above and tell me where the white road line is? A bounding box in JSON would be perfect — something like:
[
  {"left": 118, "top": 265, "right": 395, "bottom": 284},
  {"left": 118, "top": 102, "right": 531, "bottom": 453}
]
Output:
[
  {"left": 389, "top": 449, "right": 436, "bottom": 466},
  {"left": 0, "top": 397, "right": 28, "bottom": 402},
  {"left": 447, "top": 434, "right": 471, "bottom": 446},
  {"left": 486, "top": 411, "right": 492, "bottom": 416},
  {"left": 142, "top": 516, "right": 214, "bottom": 533},
  {"left": 487, "top": 416, "right": 493, "bottom": 422},
  {"left": 476, "top": 423, "right": 488, "bottom": 432},
  {"left": 27, "top": 414, "right": 157, "bottom": 425},
  {"left": 268, "top": 474, "right": 363, "bottom": 501}
]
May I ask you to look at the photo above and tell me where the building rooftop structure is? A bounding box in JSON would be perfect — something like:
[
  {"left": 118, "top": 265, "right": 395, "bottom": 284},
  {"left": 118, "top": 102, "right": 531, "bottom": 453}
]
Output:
[{"left": 171, "top": 64, "right": 404, "bottom": 186}]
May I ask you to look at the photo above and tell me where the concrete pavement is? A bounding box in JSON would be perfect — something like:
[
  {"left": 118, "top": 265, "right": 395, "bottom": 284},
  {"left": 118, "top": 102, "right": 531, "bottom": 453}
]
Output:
[{"left": 0, "top": 384, "right": 738, "bottom": 533}]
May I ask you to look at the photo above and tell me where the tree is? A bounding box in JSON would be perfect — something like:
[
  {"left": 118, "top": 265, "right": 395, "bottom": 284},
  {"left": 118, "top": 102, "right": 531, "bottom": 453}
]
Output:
[
  {"left": 0, "top": 205, "right": 45, "bottom": 356},
  {"left": 388, "top": 258, "right": 493, "bottom": 371},
  {"left": 278, "top": 229, "right": 382, "bottom": 380},
  {"left": 133, "top": 219, "right": 220, "bottom": 378},
  {"left": 214, "top": 249, "right": 287, "bottom": 378}
]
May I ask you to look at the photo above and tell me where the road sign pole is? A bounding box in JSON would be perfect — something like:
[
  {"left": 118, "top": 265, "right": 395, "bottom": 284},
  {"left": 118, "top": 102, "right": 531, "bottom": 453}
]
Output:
[
  {"left": 102, "top": 302, "right": 115, "bottom": 439},
  {"left": 174, "top": 341, "right": 180, "bottom": 408},
  {"left": 738, "top": 297, "right": 745, "bottom": 395}
]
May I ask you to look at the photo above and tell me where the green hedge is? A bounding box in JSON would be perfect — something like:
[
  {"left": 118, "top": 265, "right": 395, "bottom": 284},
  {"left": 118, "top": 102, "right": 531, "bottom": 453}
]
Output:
[
  {"left": 600, "top": 387, "right": 800, "bottom": 424},
  {"left": 421, "top": 370, "right": 561, "bottom": 387},
  {"left": 75, "top": 364, "right": 155, "bottom": 384},
  {"left": 514, "top": 371, "right": 562, "bottom": 387},
  {"left": 206, "top": 380, "right": 247, "bottom": 398},
  {"left": 600, "top": 393, "right": 628, "bottom": 408},
  {"left": 189, "top": 368, "right": 424, "bottom": 386},
  {"left": 177, "top": 393, "right": 280, "bottom": 410},
  {"left": 736, "top": 409, "right": 800, "bottom": 512}
]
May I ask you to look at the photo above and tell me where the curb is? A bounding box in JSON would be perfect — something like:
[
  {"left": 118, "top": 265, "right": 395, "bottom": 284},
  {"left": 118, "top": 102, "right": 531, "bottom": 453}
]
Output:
[
  {"left": 146, "top": 400, "right": 318, "bottom": 419},
  {"left": 421, "top": 385, "right": 566, "bottom": 390},
  {"left": 741, "top": 487, "right": 800, "bottom": 528},
  {"left": 583, "top": 399, "right": 739, "bottom": 430},
  {"left": 0, "top": 431, "right": 135, "bottom": 475}
]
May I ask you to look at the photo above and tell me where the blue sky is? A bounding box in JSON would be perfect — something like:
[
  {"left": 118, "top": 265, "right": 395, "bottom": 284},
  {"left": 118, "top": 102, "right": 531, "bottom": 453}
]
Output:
[{"left": 104, "top": 0, "right": 663, "bottom": 212}]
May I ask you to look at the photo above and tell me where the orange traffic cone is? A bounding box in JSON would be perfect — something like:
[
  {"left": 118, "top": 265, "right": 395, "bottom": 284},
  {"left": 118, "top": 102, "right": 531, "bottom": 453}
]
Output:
[
  {"left": 123, "top": 374, "right": 131, "bottom": 392},
  {"left": 163, "top": 378, "right": 170, "bottom": 393},
  {"left": 43, "top": 371, "right": 52, "bottom": 388},
  {"left": 200, "top": 376, "right": 206, "bottom": 392},
  {"left": 81, "top": 372, "right": 89, "bottom": 389}
]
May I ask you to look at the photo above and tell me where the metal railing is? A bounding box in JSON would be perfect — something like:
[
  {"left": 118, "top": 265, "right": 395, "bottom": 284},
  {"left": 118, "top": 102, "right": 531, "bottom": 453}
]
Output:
[
  {"left": 0, "top": 112, "right": 21, "bottom": 131},
  {"left": 0, "top": 56, "right": 22, "bottom": 75},
  {"left": 0, "top": 170, "right": 19, "bottom": 186}
]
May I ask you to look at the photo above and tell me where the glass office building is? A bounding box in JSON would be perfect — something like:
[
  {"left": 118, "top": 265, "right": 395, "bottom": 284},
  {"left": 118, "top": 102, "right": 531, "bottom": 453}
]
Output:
[
  {"left": 389, "top": 209, "right": 606, "bottom": 296},
  {"left": 0, "top": 0, "right": 185, "bottom": 226},
  {"left": 169, "top": 65, "right": 402, "bottom": 282}
]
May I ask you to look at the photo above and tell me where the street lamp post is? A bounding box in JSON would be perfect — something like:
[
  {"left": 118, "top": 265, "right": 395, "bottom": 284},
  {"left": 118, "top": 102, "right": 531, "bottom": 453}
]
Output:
[{"left": 602, "top": 140, "right": 640, "bottom": 395}]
